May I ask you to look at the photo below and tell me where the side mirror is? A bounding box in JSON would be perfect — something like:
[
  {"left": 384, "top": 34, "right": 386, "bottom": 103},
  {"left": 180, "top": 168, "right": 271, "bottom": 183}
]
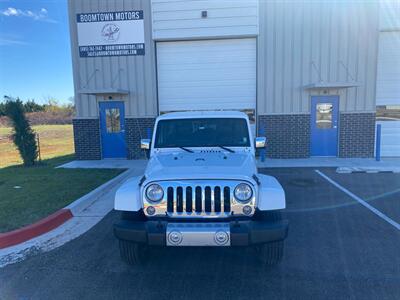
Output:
[
  {"left": 141, "top": 139, "right": 151, "bottom": 150},
  {"left": 255, "top": 137, "right": 266, "bottom": 149}
]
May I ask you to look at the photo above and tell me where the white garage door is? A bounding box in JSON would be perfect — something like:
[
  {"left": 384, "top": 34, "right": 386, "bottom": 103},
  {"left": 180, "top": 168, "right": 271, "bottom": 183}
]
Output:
[
  {"left": 156, "top": 38, "right": 256, "bottom": 113},
  {"left": 376, "top": 32, "right": 400, "bottom": 106},
  {"left": 377, "top": 121, "right": 400, "bottom": 157},
  {"left": 376, "top": 31, "right": 400, "bottom": 157}
]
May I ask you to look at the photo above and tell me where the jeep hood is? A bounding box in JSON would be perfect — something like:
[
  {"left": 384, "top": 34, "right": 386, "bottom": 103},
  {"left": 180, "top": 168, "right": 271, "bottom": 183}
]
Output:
[{"left": 144, "top": 152, "right": 257, "bottom": 182}]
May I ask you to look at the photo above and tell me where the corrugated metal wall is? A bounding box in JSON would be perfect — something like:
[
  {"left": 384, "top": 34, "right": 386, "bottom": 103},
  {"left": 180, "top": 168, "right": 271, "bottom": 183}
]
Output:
[
  {"left": 257, "top": 0, "right": 379, "bottom": 115},
  {"left": 68, "top": 0, "right": 157, "bottom": 118},
  {"left": 380, "top": 0, "right": 400, "bottom": 30},
  {"left": 377, "top": 0, "right": 400, "bottom": 106},
  {"left": 69, "top": 0, "right": 380, "bottom": 118},
  {"left": 151, "top": 0, "right": 258, "bottom": 40}
]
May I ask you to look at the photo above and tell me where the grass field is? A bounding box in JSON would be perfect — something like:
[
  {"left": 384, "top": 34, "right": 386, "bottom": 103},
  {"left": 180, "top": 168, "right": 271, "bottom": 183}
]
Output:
[
  {"left": 0, "top": 124, "right": 74, "bottom": 168},
  {"left": 0, "top": 155, "right": 123, "bottom": 233},
  {"left": 0, "top": 124, "right": 124, "bottom": 233}
]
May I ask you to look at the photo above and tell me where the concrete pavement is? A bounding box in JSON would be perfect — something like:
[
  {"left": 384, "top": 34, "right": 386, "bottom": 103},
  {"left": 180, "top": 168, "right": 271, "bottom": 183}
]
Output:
[{"left": 1, "top": 168, "right": 399, "bottom": 299}]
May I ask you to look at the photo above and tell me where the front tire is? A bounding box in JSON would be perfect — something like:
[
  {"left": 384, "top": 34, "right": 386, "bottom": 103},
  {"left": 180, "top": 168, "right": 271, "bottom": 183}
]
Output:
[
  {"left": 119, "top": 239, "right": 146, "bottom": 265},
  {"left": 257, "top": 240, "right": 284, "bottom": 265},
  {"left": 256, "top": 210, "right": 285, "bottom": 265}
]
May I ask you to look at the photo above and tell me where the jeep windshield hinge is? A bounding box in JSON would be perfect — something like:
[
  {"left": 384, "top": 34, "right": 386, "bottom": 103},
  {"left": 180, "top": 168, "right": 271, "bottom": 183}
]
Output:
[
  {"left": 252, "top": 174, "right": 261, "bottom": 185},
  {"left": 139, "top": 176, "right": 146, "bottom": 186}
]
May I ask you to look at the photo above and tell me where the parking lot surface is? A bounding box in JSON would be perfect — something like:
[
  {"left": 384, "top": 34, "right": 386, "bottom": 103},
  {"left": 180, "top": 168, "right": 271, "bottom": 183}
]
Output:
[{"left": 1, "top": 168, "right": 399, "bottom": 300}]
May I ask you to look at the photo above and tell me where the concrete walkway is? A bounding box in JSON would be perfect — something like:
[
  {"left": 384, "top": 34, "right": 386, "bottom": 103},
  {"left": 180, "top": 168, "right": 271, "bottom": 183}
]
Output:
[
  {"left": 257, "top": 157, "right": 400, "bottom": 168},
  {"left": 58, "top": 157, "right": 400, "bottom": 172},
  {"left": 58, "top": 159, "right": 148, "bottom": 169}
]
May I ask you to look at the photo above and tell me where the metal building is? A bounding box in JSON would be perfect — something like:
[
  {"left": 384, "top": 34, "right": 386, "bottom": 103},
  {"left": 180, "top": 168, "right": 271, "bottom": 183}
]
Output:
[
  {"left": 376, "top": 0, "right": 400, "bottom": 157},
  {"left": 68, "top": 0, "right": 385, "bottom": 160}
]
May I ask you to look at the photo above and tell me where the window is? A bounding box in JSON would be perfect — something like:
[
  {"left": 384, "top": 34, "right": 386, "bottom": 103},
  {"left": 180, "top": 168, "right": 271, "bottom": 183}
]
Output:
[
  {"left": 316, "top": 103, "right": 333, "bottom": 129},
  {"left": 154, "top": 118, "right": 250, "bottom": 148},
  {"left": 105, "top": 108, "right": 121, "bottom": 133},
  {"left": 376, "top": 105, "right": 400, "bottom": 121}
]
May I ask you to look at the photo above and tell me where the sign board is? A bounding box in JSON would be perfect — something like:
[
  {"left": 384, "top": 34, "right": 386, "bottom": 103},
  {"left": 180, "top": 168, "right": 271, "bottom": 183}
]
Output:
[{"left": 76, "top": 11, "right": 145, "bottom": 57}]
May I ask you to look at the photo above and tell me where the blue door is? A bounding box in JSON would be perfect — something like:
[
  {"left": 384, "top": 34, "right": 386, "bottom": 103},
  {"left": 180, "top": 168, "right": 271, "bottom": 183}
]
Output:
[
  {"left": 99, "top": 101, "right": 127, "bottom": 158},
  {"left": 311, "top": 96, "right": 339, "bottom": 156}
]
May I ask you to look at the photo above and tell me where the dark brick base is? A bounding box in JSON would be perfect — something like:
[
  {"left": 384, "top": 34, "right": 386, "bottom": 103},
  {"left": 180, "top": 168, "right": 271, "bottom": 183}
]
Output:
[
  {"left": 258, "top": 114, "right": 310, "bottom": 158},
  {"left": 72, "top": 114, "right": 374, "bottom": 160},
  {"left": 73, "top": 118, "right": 101, "bottom": 160},
  {"left": 339, "top": 113, "right": 375, "bottom": 158},
  {"left": 126, "top": 118, "right": 156, "bottom": 159}
]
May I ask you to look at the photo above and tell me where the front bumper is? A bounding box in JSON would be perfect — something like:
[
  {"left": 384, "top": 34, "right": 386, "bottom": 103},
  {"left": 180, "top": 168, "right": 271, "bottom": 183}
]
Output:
[{"left": 114, "top": 217, "right": 288, "bottom": 246}]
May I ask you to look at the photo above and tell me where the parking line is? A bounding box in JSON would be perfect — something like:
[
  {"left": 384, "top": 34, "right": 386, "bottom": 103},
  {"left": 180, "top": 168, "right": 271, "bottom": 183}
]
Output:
[{"left": 315, "top": 170, "right": 400, "bottom": 231}]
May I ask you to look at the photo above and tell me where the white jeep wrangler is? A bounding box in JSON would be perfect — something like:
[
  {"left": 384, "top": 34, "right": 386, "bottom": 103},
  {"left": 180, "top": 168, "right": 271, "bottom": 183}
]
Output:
[{"left": 114, "top": 111, "right": 288, "bottom": 265}]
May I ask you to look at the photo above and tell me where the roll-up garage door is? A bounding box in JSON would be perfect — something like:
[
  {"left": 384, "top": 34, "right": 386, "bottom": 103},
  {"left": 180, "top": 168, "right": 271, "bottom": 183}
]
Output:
[
  {"left": 376, "top": 31, "right": 400, "bottom": 157},
  {"left": 156, "top": 38, "right": 256, "bottom": 114}
]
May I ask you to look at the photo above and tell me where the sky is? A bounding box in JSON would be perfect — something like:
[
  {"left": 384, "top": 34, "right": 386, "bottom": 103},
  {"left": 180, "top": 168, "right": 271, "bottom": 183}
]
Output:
[{"left": 0, "top": 0, "right": 73, "bottom": 104}]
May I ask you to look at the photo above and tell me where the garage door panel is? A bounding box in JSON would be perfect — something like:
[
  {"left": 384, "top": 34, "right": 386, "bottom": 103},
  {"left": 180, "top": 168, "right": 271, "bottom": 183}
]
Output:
[
  {"left": 157, "top": 40, "right": 256, "bottom": 52},
  {"left": 159, "top": 84, "right": 255, "bottom": 94},
  {"left": 158, "top": 61, "right": 255, "bottom": 71},
  {"left": 161, "top": 100, "right": 254, "bottom": 112},
  {"left": 378, "top": 121, "right": 400, "bottom": 157},
  {"left": 157, "top": 52, "right": 254, "bottom": 60},
  {"left": 158, "top": 72, "right": 255, "bottom": 83},
  {"left": 382, "top": 147, "right": 400, "bottom": 157},
  {"left": 159, "top": 94, "right": 255, "bottom": 103},
  {"left": 157, "top": 38, "right": 256, "bottom": 113},
  {"left": 158, "top": 79, "right": 256, "bottom": 89}
]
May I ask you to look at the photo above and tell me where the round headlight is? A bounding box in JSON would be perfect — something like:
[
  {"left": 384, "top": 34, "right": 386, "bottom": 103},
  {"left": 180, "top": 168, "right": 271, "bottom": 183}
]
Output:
[
  {"left": 234, "top": 183, "right": 253, "bottom": 203},
  {"left": 145, "top": 184, "right": 164, "bottom": 202}
]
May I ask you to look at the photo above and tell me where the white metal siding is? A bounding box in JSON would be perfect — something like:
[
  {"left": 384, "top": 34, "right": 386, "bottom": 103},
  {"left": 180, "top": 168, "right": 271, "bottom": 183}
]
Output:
[
  {"left": 378, "top": 121, "right": 400, "bottom": 157},
  {"left": 376, "top": 32, "right": 400, "bottom": 106},
  {"left": 157, "top": 38, "right": 256, "bottom": 112},
  {"left": 151, "top": 0, "right": 258, "bottom": 40},
  {"left": 68, "top": 0, "right": 157, "bottom": 118},
  {"left": 257, "top": 1, "right": 379, "bottom": 114},
  {"left": 380, "top": 0, "right": 400, "bottom": 31}
]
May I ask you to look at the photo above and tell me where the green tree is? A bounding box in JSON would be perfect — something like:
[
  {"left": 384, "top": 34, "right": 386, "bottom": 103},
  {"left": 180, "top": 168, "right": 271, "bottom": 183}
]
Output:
[
  {"left": 24, "top": 99, "right": 45, "bottom": 112},
  {"left": 0, "top": 101, "right": 5, "bottom": 116},
  {"left": 4, "top": 96, "right": 38, "bottom": 166}
]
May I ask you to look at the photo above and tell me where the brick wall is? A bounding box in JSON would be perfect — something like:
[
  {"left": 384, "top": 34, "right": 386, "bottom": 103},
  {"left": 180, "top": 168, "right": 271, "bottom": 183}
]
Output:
[
  {"left": 258, "top": 114, "right": 310, "bottom": 158},
  {"left": 72, "top": 114, "right": 375, "bottom": 160},
  {"left": 125, "top": 118, "right": 156, "bottom": 159},
  {"left": 72, "top": 118, "right": 101, "bottom": 160},
  {"left": 339, "top": 113, "right": 375, "bottom": 158}
]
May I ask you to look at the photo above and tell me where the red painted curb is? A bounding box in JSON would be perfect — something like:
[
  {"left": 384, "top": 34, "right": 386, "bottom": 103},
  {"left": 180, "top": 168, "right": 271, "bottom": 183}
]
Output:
[{"left": 0, "top": 209, "right": 73, "bottom": 249}]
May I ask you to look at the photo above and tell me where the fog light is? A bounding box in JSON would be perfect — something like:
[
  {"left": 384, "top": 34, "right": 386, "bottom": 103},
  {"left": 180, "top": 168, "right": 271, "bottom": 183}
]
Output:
[
  {"left": 146, "top": 206, "right": 155, "bottom": 215},
  {"left": 242, "top": 205, "right": 252, "bottom": 215},
  {"left": 168, "top": 231, "right": 182, "bottom": 245},
  {"left": 214, "top": 231, "right": 229, "bottom": 245}
]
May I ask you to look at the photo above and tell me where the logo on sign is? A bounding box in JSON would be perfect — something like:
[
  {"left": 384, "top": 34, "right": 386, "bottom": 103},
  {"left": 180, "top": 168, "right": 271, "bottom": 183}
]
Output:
[{"left": 101, "top": 23, "right": 120, "bottom": 42}]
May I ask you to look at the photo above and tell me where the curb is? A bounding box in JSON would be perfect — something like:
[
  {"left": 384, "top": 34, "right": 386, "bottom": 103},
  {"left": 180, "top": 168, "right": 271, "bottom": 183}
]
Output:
[
  {"left": 336, "top": 167, "right": 400, "bottom": 174},
  {"left": 65, "top": 169, "right": 131, "bottom": 215},
  {"left": 0, "top": 209, "right": 73, "bottom": 249},
  {"left": 0, "top": 169, "right": 132, "bottom": 250}
]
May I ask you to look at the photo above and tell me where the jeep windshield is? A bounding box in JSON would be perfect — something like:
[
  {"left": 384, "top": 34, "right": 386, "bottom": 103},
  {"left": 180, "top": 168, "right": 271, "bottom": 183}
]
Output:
[{"left": 154, "top": 118, "right": 250, "bottom": 148}]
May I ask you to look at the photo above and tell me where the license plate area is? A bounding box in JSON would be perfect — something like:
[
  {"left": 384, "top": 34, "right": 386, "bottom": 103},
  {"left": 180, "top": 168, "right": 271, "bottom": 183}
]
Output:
[{"left": 166, "top": 223, "right": 230, "bottom": 246}]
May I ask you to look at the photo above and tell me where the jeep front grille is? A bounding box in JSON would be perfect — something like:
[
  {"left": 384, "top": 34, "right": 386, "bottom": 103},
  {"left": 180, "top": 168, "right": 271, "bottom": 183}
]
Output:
[
  {"left": 166, "top": 186, "right": 231, "bottom": 214},
  {"left": 143, "top": 181, "right": 256, "bottom": 218}
]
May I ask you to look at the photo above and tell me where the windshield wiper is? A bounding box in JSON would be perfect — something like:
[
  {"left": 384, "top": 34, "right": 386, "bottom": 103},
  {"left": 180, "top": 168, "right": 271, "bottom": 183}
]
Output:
[
  {"left": 179, "top": 146, "right": 194, "bottom": 153},
  {"left": 218, "top": 146, "right": 235, "bottom": 153}
]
